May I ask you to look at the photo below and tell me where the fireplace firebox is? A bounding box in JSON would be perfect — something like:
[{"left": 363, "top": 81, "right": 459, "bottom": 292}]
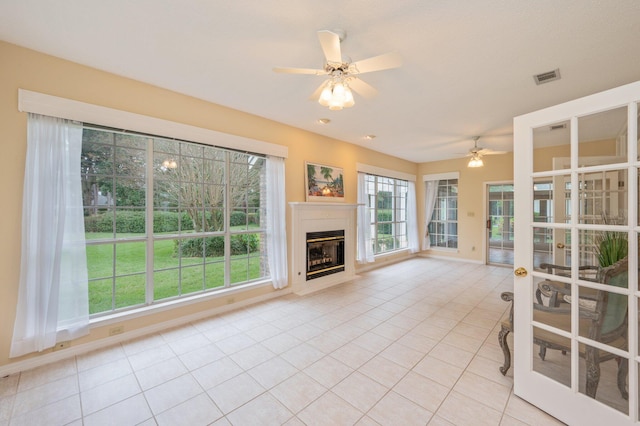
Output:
[{"left": 306, "top": 230, "right": 345, "bottom": 280}]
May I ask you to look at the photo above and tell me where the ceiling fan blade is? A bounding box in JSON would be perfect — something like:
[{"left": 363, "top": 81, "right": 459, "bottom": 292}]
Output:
[
  {"left": 466, "top": 147, "right": 508, "bottom": 156},
  {"left": 309, "top": 81, "right": 327, "bottom": 101},
  {"left": 317, "top": 30, "right": 342, "bottom": 64},
  {"left": 273, "top": 67, "right": 326, "bottom": 75},
  {"left": 350, "top": 52, "right": 402, "bottom": 74},
  {"left": 348, "top": 77, "right": 378, "bottom": 99}
]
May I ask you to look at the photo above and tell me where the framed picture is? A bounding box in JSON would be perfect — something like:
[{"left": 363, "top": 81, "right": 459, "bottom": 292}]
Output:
[{"left": 305, "top": 162, "right": 345, "bottom": 202}]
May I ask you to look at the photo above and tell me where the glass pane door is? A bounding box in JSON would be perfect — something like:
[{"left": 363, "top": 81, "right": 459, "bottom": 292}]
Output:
[
  {"left": 488, "top": 183, "right": 514, "bottom": 266},
  {"left": 513, "top": 81, "right": 640, "bottom": 424}
]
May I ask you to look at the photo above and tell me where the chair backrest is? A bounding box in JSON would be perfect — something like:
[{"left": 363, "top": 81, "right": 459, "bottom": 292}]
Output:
[{"left": 597, "top": 257, "right": 628, "bottom": 336}]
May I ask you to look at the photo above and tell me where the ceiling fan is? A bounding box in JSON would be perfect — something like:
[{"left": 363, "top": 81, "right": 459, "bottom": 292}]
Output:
[
  {"left": 466, "top": 136, "right": 506, "bottom": 167},
  {"left": 273, "top": 30, "right": 402, "bottom": 110}
]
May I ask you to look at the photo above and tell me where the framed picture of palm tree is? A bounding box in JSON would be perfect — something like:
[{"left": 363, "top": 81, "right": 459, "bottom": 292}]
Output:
[{"left": 305, "top": 162, "right": 344, "bottom": 202}]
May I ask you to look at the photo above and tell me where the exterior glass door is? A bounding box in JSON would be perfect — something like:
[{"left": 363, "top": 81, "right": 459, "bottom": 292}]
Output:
[
  {"left": 488, "top": 183, "right": 514, "bottom": 266},
  {"left": 513, "top": 81, "right": 640, "bottom": 424}
]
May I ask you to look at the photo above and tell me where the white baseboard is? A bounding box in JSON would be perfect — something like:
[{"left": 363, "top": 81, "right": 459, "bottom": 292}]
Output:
[
  {"left": 0, "top": 287, "right": 292, "bottom": 378},
  {"left": 292, "top": 272, "right": 359, "bottom": 296},
  {"left": 356, "top": 257, "right": 411, "bottom": 274},
  {"left": 419, "top": 253, "right": 484, "bottom": 264},
  {"left": 355, "top": 251, "right": 416, "bottom": 274}
]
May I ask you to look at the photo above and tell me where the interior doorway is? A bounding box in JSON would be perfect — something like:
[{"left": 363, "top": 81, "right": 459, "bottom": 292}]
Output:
[
  {"left": 487, "top": 182, "right": 556, "bottom": 266},
  {"left": 487, "top": 183, "right": 514, "bottom": 266}
]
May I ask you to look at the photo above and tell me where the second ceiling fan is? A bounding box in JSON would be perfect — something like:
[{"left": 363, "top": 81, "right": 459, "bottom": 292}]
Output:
[
  {"left": 466, "top": 136, "right": 506, "bottom": 167},
  {"left": 273, "top": 30, "right": 402, "bottom": 110}
]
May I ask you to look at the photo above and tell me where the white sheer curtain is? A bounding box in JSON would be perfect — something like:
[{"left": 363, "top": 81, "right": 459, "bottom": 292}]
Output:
[
  {"left": 266, "top": 155, "right": 288, "bottom": 289},
  {"left": 422, "top": 180, "right": 439, "bottom": 250},
  {"left": 11, "top": 113, "right": 89, "bottom": 358},
  {"left": 407, "top": 180, "right": 419, "bottom": 253},
  {"left": 356, "top": 172, "right": 374, "bottom": 263}
]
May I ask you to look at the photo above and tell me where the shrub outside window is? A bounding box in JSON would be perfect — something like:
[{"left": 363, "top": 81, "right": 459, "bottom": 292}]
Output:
[
  {"left": 364, "top": 174, "right": 409, "bottom": 254},
  {"left": 81, "top": 126, "right": 268, "bottom": 316}
]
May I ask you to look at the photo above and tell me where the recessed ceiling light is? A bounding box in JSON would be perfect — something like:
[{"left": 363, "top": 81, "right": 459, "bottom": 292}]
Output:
[
  {"left": 364, "top": 135, "right": 376, "bottom": 140},
  {"left": 317, "top": 118, "right": 331, "bottom": 124}
]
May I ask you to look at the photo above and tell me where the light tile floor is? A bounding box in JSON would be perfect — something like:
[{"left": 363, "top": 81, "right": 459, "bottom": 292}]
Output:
[{"left": 0, "top": 257, "right": 566, "bottom": 426}]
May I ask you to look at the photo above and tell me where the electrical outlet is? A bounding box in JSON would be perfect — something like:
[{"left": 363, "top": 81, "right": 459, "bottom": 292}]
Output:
[
  {"left": 53, "top": 341, "right": 71, "bottom": 351},
  {"left": 109, "top": 326, "right": 124, "bottom": 336}
]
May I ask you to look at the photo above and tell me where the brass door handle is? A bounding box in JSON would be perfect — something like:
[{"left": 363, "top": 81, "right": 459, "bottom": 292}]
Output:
[
  {"left": 557, "top": 243, "right": 565, "bottom": 249},
  {"left": 514, "top": 267, "right": 528, "bottom": 277}
]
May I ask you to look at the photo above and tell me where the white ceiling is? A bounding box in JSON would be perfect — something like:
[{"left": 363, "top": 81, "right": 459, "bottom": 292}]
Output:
[{"left": 1, "top": 1, "right": 640, "bottom": 163}]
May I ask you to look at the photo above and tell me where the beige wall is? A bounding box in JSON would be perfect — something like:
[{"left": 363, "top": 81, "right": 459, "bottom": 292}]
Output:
[
  {"left": 418, "top": 153, "right": 515, "bottom": 262},
  {"left": 4, "top": 40, "right": 613, "bottom": 370},
  {"left": 0, "top": 41, "right": 419, "bottom": 369},
  {"left": 417, "top": 138, "right": 619, "bottom": 262},
  {"left": 533, "top": 139, "right": 617, "bottom": 172},
  {"left": 13, "top": 38, "right": 612, "bottom": 372}
]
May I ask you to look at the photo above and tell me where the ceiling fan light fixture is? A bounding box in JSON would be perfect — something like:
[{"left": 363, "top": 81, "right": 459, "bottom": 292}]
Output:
[
  {"left": 467, "top": 153, "right": 484, "bottom": 168},
  {"left": 162, "top": 159, "right": 178, "bottom": 169},
  {"left": 319, "top": 82, "right": 333, "bottom": 106},
  {"left": 328, "top": 96, "right": 344, "bottom": 110},
  {"left": 322, "top": 79, "right": 355, "bottom": 111},
  {"left": 329, "top": 82, "right": 346, "bottom": 110},
  {"left": 343, "top": 85, "right": 355, "bottom": 107},
  {"left": 276, "top": 30, "right": 401, "bottom": 110}
]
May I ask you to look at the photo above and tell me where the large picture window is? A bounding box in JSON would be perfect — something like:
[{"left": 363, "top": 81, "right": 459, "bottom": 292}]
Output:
[
  {"left": 13, "top": 91, "right": 287, "bottom": 356},
  {"left": 81, "top": 126, "right": 268, "bottom": 315},
  {"left": 428, "top": 178, "right": 458, "bottom": 249},
  {"left": 364, "top": 174, "right": 409, "bottom": 254}
]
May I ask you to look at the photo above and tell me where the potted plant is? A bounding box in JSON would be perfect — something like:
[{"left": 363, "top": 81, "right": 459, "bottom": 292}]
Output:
[
  {"left": 595, "top": 231, "right": 628, "bottom": 267},
  {"left": 594, "top": 214, "right": 628, "bottom": 267}
]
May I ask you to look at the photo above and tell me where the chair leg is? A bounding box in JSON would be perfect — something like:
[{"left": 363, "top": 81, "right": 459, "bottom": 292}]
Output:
[
  {"left": 539, "top": 346, "right": 546, "bottom": 360},
  {"left": 498, "top": 325, "right": 511, "bottom": 376},
  {"left": 617, "top": 357, "right": 629, "bottom": 400},
  {"left": 585, "top": 348, "right": 600, "bottom": 398}
]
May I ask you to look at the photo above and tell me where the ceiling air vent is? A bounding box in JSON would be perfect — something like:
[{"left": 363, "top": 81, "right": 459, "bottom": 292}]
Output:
[
  {"left": 549, "top": 123, "right": 567, "bottom": 131},
  {"left": 533, "top": 68, "right": 561, "bottom": 85}
]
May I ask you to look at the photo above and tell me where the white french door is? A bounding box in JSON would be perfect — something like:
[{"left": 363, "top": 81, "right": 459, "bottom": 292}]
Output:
[
  {"left": 513, "top": 81, "right": 640, "bottom": 425},
  {"left": 487, "top": 182, "right": 515, "bottom": 266}
]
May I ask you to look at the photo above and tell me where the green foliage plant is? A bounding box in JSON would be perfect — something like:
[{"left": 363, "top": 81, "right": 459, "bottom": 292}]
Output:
[
  {"left": 595, "top": 230, "right": 628, "bottom": 267},
  {"left": 594, "top": 214, "right": 628, "bottom": 267},
  {"left": 175, "top": 234, "right": 260, "bottom": 257}
]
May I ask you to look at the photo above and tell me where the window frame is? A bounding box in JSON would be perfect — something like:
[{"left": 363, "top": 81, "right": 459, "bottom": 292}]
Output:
[
  {"left": 19, "top": 89, "right": 288, "bottom": 324},
  {"left": 83, "top": 125, "right": 270, "bottom": 317},
  {"left": 364, "top": 173, "right": 410, "bottom": 255},
  {"left": 428, "top": 178, "right": 459, "bottom": 250}
]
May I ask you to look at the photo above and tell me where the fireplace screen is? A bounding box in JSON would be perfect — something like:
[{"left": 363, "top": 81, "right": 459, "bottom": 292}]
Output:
[{"left": 306, "top": 230, "right": 345, "bottom": 280}]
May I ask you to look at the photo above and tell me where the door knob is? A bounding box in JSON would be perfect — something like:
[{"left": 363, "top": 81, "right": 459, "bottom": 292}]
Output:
[
  {"left": 514, "top": 267, "right": 528, "bottom": 277},
  {"left": 557, "top": 243, "right": 565, "bottom": 249}
]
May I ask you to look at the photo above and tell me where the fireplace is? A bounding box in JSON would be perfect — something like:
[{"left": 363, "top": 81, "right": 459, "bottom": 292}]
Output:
[
  {"left": 289, "top": 202, "right": 358, "bottom": 295},
  {"left": 306, "top": 230, "right": 345, "bottom": 280}
]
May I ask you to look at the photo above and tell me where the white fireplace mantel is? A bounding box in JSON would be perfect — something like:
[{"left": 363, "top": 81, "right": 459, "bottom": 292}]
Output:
[{"left": 289, "top": 202, "right": 358, "bottom": 295}]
